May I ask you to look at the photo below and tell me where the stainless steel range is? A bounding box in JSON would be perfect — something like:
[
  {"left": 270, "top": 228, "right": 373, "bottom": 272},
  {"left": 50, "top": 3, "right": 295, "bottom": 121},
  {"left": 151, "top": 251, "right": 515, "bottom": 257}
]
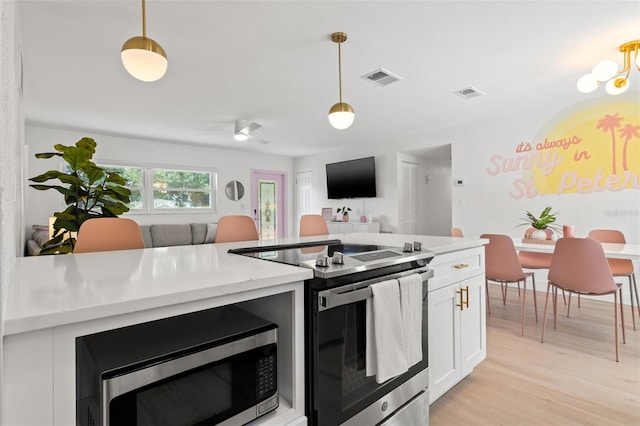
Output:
[{"left": 230, "top": 240, "right": 434, "bottom": 425}]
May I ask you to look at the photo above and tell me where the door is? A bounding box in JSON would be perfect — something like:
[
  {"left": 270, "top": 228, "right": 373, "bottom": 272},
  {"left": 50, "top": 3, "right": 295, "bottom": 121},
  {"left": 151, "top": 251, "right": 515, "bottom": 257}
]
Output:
[
  {"left": 428, "top": 283, "right": 461, "bottom": 403},
  {"left": 460, "top": 275, "right": 487, "bottom": 375},
  {"left": 399, "top": 161, "right": 419, "bottom": 234},
  {"left": 251, "top": 170, "right": 287, "bottom": 239},
  {"left": 296, "top": 171, "right": 312, "bottom": 235}
]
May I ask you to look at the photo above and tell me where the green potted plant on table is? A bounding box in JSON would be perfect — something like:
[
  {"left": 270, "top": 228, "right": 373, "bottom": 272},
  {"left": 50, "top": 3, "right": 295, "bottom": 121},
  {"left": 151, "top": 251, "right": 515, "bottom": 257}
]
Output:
[
  {"left": 336, "top": 206, "right": 352, "bottom": 222},
  {"left": 518, "top": 206, "right": 561, "bottom": 240},
  {"left": 29, "top": 137, "right": 131, "bottom": 254}
]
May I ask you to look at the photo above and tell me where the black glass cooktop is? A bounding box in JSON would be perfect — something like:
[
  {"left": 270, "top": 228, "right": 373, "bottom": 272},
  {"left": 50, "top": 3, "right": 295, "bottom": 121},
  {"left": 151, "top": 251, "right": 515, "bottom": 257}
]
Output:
[
  {"left": 228, "top": 239, "right": 434, "bottom": 279},
  {"left": 228, "top": 240, "right": 399, "bottom": 267}
]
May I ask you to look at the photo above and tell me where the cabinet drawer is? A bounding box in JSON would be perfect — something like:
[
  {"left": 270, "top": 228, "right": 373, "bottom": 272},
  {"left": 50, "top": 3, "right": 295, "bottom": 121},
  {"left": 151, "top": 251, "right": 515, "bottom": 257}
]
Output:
[{"left": 428, "top": 247, "right": 484, "bottom": 292}]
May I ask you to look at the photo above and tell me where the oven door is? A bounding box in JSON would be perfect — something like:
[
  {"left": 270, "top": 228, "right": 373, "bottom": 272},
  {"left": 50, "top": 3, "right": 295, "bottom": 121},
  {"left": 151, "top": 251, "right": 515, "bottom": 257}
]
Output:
[{"left": 309, "top": 268, "right": 431, "bottom": 426}]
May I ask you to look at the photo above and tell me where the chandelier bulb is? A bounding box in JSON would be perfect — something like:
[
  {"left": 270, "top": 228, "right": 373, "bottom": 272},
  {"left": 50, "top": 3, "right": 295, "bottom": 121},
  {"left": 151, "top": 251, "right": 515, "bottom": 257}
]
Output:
[
  {"left": 576, "top": 74, "right": 599, "bottom": 93},
  {"left": 592, "top": 60, "right": 618, "bottom": 82},
  {"left": 605, "top": 77, "right": 629, "bottom": 95}
]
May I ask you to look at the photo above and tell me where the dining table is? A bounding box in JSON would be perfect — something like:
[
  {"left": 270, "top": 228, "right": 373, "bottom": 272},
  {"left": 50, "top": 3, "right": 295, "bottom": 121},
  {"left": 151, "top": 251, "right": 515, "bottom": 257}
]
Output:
[{"left": 513, "top": 238, "right": 640, "bottom": 262}]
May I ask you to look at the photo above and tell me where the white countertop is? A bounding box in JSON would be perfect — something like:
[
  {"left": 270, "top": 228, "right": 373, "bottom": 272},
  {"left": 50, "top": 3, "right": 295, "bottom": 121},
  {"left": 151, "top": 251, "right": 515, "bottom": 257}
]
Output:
[{"left": 5, "top": 233, "right": 485, "bottom": 336}]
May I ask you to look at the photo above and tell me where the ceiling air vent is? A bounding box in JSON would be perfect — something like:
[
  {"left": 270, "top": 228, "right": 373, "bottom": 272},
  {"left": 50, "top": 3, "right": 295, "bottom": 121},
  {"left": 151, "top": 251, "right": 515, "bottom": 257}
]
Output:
[
  {"left": 361, "top": 68, "right": 403, "bottom": 86},
  {"left": 454, "top": 86, "right": 485, "bottom": 99}
]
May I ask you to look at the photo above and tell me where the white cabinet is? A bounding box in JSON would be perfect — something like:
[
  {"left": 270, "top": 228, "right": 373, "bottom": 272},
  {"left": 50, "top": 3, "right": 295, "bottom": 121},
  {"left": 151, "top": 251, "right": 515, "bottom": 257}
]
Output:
[
  {"left": 326, "top": 221, "right": 380, "bottom": 234},
  {"left": 428, "top": 247, "right": 486, "bottom": 404}
]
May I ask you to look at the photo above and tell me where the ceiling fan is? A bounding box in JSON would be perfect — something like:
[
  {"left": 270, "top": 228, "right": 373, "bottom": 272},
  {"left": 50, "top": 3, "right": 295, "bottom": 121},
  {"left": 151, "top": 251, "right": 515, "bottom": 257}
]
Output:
[{"left": 233, "top": 120, "right": 269, "bottom": 145}]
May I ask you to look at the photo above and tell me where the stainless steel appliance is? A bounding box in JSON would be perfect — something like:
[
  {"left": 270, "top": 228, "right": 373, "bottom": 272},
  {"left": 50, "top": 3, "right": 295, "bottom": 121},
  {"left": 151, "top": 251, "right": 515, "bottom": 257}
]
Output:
[
  {"left": 76, "top": 305, "right": 278, "bottom": 426},
  {"left": 230, "top": 240, "right": 434, "bottom": 426}
]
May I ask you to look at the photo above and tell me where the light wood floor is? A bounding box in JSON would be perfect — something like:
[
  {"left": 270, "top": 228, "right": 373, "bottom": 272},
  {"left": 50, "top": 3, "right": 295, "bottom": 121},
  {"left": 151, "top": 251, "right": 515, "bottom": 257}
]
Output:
[{"left": 430, "top": 285, "right": 640, "bottom": 426}]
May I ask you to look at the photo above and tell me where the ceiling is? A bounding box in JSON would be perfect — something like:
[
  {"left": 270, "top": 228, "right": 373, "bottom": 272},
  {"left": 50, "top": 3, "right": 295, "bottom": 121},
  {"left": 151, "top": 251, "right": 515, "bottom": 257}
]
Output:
[{"left": 18, "top": 1, "right": 640, "bottom": 158}]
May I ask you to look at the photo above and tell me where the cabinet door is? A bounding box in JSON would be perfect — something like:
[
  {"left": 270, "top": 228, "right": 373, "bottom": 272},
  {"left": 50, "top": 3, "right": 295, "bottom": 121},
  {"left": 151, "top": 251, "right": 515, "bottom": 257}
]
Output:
[
  {"left": 428, "top": 283, "right": 461, "bottom": 403},
  {"left": 460, "top": 275, "right": 487, "bottom": 376}
]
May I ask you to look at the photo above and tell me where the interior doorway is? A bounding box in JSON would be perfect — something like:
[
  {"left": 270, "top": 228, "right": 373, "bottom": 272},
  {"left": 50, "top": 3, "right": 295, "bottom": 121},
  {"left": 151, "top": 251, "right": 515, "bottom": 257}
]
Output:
[
  {"left": 399, "top": 145, "right": 452, "bottom": 236},
  {"left": 251, "top": 170, "right": 287, "bottom": 239}
]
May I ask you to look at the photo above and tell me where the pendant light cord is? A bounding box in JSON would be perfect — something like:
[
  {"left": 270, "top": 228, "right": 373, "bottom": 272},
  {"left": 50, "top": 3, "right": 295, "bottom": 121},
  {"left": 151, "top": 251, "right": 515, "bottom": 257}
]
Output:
[
  {"left": 338, "top": 40, "right": 343, "bottom": 103},
  {"left": 142, "top": 0, "right": 147, "bottom": 38}
]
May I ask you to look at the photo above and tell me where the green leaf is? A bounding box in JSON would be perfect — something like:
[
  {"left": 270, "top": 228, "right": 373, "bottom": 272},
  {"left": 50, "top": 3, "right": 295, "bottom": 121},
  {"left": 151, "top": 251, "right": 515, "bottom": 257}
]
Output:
[
  {"left": 29, "top": 170, "right": 66, "bottom": 183},
  {"left": 105, "top": 173, "right": 127, "bottom": 185},
  {"left": 62, "top": 145, "right": 94, "bottom": 171},
  {"left": 34, "top": 152, "right": 63, "bottom": 159}
]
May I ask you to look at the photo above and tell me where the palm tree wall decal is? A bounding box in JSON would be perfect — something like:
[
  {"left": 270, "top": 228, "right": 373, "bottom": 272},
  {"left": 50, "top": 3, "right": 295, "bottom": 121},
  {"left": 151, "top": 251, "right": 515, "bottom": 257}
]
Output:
[
  {"left": 596, "top": 113, "right": 624, "bottom": 174},
  {"left": 618, "top": 123, "right": 640, "bottom": 172}
]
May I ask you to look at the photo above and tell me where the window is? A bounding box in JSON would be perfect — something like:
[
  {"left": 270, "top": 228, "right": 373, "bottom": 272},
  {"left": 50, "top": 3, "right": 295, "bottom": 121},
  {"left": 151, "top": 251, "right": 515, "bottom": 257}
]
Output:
[
  {"left": 151, "top": 168, "right": 214, "bottom": 211},
  {"left": 89, "top": 162, "right": 216, "bottom": 214},
  {"left": 103, "top": 165, "right": 144, "bottom": 210}
]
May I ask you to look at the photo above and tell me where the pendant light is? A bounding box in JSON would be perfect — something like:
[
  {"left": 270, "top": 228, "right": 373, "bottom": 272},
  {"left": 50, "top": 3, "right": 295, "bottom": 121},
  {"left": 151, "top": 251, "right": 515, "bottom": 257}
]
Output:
[
  {"left": 121, "top": 0, "right": 168, "bottom": 82},
  {"left": 328, "top": 32, "right": 355, "bottom": 130},
  {"left": 577, "top": 40, "right": 640, "bottom": 95}
]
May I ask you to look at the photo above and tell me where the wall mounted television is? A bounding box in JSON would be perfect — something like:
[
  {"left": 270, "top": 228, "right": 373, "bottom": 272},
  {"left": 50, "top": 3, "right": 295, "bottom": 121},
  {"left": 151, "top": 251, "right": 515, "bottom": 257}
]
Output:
[{"left": 326, "top": 156, "right": 377, "bottom": 199}]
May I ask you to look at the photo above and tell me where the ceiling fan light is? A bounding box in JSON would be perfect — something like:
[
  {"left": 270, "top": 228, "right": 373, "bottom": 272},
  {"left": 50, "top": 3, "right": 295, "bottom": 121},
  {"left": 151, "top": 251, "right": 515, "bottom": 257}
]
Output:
[
  {"left": 328, "top": 102, "right": 355, "bottom": 129},
  {"left": 591, "top": 60, "right": 618, "bottom": 81},
  {"left": 576, "top": 73, "right": 599, "bottom": 93},
  {"left": 234, "top": 132, "right": 249, "bottom": 142},
  {"left": 605, "top": 77, "right": 629, "bottom": 95},
  {"left": 121, "top": 36, "right": 168, "bottom": 82}
]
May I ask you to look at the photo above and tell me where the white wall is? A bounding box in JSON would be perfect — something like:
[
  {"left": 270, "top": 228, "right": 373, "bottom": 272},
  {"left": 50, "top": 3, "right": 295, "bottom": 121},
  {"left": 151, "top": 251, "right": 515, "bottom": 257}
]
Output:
[
  {"left": 0, "top": 0, "right": 24, "bottom": 418},
  {"left": 24, "top": 125, "right": 295, "bottom": 236}
]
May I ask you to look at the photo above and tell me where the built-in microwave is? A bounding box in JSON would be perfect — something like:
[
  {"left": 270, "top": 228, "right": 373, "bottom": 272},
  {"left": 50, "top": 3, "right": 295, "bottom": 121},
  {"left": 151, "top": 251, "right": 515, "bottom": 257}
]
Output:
[{"left": 76, "top": 305, "right": 278, "bottom": 426}]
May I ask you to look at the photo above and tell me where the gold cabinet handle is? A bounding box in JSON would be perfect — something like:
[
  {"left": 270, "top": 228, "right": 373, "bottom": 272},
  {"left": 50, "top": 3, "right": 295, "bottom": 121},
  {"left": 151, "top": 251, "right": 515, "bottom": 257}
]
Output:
[
  {"left": 463, "top": 285, "right": 470, "bottom": 308},
  {"left": 456, "top": 288, "right": 464, "bottom": 311},
  {"left": 454, "top": 263, "right": 469, "bottom": 269}
]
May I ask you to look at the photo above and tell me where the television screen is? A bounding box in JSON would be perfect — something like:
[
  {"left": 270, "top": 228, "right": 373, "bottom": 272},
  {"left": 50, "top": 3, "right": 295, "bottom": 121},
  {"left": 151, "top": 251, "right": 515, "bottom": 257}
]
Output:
[{"left": 326, "top": 156, "right": 377, "bottom": 199}]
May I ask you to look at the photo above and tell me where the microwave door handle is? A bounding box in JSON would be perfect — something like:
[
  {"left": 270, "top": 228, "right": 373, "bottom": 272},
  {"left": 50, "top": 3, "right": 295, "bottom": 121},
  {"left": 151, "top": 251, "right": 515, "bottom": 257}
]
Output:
[{"left": 318, "top": 287, "right": 372, "bottom": 312}]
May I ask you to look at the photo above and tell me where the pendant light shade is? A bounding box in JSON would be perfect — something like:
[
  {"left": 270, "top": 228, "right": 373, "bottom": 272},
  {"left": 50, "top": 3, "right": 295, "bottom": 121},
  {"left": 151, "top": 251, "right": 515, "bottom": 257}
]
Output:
[
  {"left": 328, "top": 32, "right": 355, "bottom": 129},
  {"left": 121, "top": 0, "right": 167, "bottom": 82},
  {"left": 328, "top": 102, "right": 355, "bottom": 130}
]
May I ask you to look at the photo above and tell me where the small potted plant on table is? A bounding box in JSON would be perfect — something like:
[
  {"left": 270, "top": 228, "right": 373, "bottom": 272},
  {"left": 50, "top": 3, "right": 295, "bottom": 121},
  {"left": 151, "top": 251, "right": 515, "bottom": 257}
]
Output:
[
  {"left": 518, "top": 206, "right": 561, "bottom": 240},
  {"left": 336, "top": 206, "right": 352, "bottom": 222}
]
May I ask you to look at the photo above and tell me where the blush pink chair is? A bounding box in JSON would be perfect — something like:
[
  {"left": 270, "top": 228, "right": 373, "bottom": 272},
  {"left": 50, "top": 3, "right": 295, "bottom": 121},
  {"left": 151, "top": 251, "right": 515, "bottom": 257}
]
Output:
[
  {"left": 300, "top": 214, "right": 330, "bottom": 237},
  {"left": 215, "top": 215, "right": 259, "bottom": 243},
  {"left": 74, "top": 218, "right": 145, "bottom": 253},
  {"left": 451, "top": 227, "right": 463, "bottom": 237},
  {"left": 518, "top": 227, "right": 568, "bottom": 306},
  {"left": 588, "top": 229, "right": 638, "bottom": 331},
  {"left": 541, "top": 237, "right": 625, "bottom": 362},
  {"left": 481, "top": 234, "right": 537, "bottom": 336}
]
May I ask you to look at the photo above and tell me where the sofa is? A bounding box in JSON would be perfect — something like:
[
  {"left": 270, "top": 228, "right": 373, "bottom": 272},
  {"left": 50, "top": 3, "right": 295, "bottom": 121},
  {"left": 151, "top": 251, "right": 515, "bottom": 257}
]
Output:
[{"left": 26, "top": 222, "right": 218, "bottom": 255}]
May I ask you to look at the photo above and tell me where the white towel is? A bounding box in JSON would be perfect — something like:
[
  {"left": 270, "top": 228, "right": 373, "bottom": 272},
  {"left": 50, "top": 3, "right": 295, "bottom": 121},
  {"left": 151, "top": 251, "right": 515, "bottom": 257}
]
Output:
[
  {"left": 366, "top": 279, "right": 408, "bottom": 383},
  {"left": 399, "top": 274, "right": 423, "bottom": 368}
]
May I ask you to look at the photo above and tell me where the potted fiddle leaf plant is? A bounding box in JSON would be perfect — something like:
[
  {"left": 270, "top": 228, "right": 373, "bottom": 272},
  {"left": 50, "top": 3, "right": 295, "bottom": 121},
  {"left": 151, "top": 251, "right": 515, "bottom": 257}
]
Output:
[
  {"left": 518, "top": 206, "right": 561, "bottom": 240},
  {"left": 336, "top": 206, "right": 352, "bottom": 222},
  {"left": 29, "top": 137, "right": 132, "bottom": 254}
]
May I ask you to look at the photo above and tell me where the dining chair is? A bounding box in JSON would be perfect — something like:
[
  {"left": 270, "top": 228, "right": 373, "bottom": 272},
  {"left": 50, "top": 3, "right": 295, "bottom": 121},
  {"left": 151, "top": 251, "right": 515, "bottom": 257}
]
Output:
[
  {"left": 215, "top": 215, "right": 259, "bottom": 243},
  {"left": 451, "top": 227, "right": 463, "bottom": 237},
  {"left": 299, "top": 214, "right": 329, "bottom": 237},
  {"left": 518, "top": 227, "right": 567, "bottom": 306},
  {"left": 74, "top": 218, "right": 145, "bottom": 253},
  {"left": 481, "top": 233, "right": 537, "bottom": 336},
  {"left": 588, "top": 229, "right": 638, "bottom": 331},
  {"left": 541, "top": 237, "right": 625, "bottom": 362}
]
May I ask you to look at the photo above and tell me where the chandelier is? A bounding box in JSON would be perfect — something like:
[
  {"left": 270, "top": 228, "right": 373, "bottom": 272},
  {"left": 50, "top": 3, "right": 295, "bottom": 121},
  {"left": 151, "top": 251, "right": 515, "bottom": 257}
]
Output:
[{"left": 577, "top": 40, "right": 640, "bottom": 95}]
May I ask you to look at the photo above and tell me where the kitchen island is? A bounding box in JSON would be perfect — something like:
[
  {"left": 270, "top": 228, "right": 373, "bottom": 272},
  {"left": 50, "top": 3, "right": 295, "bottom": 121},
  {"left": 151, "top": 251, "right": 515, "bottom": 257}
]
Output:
[{"left": 3, "top": 233, "right": 486, "bottom": 425}]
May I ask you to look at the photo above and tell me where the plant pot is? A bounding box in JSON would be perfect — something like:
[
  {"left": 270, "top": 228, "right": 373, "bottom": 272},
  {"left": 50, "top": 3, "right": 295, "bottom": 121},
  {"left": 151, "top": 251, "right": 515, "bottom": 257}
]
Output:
[
  {"left": 531, "top": 229, "right": 547, "bottom": 240},
  {"left": 342, "top": 214, "right": 349, "bottom": 222}
]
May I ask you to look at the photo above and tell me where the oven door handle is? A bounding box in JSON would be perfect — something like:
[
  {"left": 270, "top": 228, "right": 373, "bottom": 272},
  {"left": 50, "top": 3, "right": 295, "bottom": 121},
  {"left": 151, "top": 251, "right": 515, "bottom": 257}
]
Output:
[{"left": 317, "top": 268, "right": 433, "bottom": 312}]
